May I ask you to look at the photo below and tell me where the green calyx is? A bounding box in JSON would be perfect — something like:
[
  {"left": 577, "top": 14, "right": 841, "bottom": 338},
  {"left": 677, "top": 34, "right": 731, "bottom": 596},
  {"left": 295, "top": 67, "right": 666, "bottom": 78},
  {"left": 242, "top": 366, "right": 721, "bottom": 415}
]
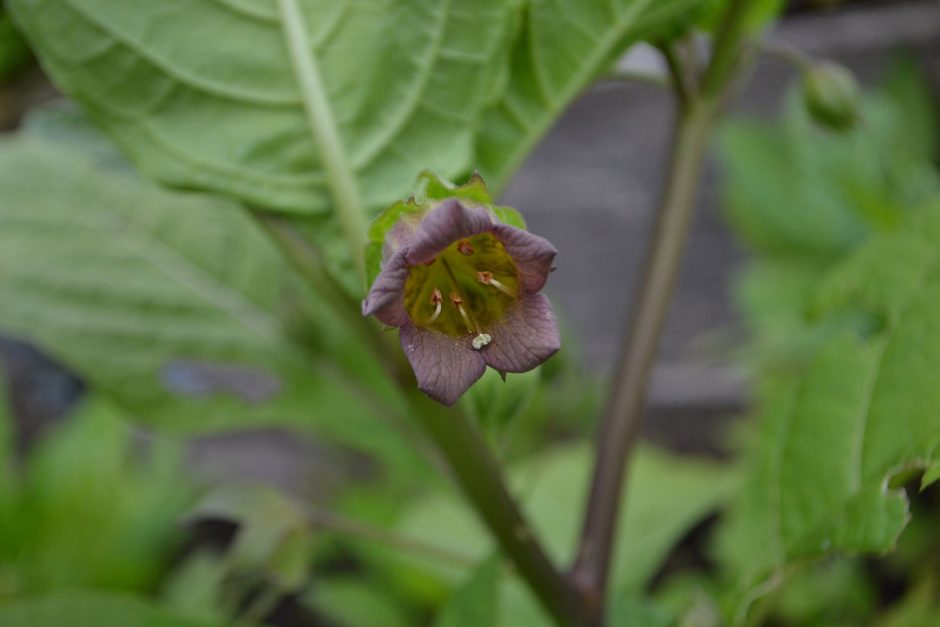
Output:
[{"left": 364, "top": 171, "right": 527, "bottom": 288}]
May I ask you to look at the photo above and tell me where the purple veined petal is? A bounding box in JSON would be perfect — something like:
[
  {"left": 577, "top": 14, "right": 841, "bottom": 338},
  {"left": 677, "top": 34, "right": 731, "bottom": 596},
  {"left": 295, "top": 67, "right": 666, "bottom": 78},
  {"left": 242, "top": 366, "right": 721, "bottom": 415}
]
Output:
[
  {"left": 405, "top": 198, "right": 493, "bottom": 265},
  {"left": 362, "top": 251, "right": 410, "bottom": 327},
  {"left": 491, "top": 224, "right": 557, "bottom": 294},
  {"left": 383, "top": 211, "right": 425, "bottom": 261},
  {"left": 400, "top": 324, "right": 486, "bottom": 406},
  {"left": 482, "top": 293, "right": 561, "bottom": 374}
]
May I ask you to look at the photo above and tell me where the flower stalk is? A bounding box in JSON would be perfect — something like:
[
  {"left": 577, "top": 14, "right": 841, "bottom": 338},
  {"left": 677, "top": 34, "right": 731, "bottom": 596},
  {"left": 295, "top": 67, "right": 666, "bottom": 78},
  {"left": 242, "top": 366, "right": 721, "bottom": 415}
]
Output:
[
  {"left": 254, "top": 207, "right": 586, "bottom": 626},
  {"left": 570, "top": 0, "right": 760, "bottom": 622}
]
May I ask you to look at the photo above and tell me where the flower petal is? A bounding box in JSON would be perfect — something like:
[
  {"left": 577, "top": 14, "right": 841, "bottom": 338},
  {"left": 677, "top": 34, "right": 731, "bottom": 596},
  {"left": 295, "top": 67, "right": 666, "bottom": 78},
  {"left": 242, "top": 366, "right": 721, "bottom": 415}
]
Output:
[
  {"left": 383, "top": 211, "right": 424, "bottom": 261},
  {"left": 492, "top": 224, "right": 557, "bottom": 294},
  {"left": 482, "top": 293, "right": 561, "bottom": 373},
  {"left": 405, "top": 198, "right": 493, "bottom": 265},
  {"left": 400, "top": 324, "right": 486, "bottom": 406},
  {"left": 361, "top": 251, "right": 410, "bottom": 327}
]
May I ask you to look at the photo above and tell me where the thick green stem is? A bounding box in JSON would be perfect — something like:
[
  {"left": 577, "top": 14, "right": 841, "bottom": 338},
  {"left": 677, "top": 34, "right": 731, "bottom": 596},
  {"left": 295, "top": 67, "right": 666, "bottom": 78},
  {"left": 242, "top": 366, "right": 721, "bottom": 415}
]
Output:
[
  {"left": 569, "top": 2, "right": 759, "bottom": 623},
  {"left": 409, "top": 392, "right": 585, "bottom": 626}
]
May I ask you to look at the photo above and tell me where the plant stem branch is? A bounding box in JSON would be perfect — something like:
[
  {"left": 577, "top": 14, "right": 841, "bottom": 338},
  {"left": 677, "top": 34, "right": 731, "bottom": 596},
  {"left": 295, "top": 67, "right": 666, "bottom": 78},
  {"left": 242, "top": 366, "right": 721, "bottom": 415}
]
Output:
[
  {"left": 570, "top": 99, "right": 716, "bottom": 622},
  {"left": 408, "top": 391, "right": 584, "bottom": 626},
  {"left": 252, "top": 211, "right": 403, "bottom": 375},
  {"left": 277, "top": 0, "right": 368, "bottom": 281},
  {"left": 756, "top": 39, "right": 814, "bottom": 73},
  {"left": 305, "top": 506, "right": 477, "bottom": 568},
  {"left": 569, "top": 2, "right": 758, "bottom": 622},
  {"left": 658, "top": 42, "right": 694, "bottom": 108},
  {"left": 700, "top": 0, "right": 755, "bottom": 100}
]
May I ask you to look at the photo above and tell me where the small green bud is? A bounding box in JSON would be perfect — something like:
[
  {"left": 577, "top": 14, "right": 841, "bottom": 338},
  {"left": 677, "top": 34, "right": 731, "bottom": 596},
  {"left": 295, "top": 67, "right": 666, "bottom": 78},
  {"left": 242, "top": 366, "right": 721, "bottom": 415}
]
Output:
[{"left": 802, "top": 62, "right": 861, "bottom": 132}]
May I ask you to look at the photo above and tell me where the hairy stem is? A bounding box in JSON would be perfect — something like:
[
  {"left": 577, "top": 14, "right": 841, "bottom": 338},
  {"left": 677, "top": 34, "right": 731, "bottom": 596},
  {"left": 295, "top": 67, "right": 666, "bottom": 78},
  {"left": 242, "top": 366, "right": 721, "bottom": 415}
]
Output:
[
  {"left": 277, "top": 0, "right": 369, "bottom": 280},
  {"left": 569, "top": 1, "right": 758, "bottom": 621},
  {"left": 409, "top": 392, "right": 585, "bottom": 626},
  {"left": 251, "top": 211, "right": 394, "bottom": 368}
]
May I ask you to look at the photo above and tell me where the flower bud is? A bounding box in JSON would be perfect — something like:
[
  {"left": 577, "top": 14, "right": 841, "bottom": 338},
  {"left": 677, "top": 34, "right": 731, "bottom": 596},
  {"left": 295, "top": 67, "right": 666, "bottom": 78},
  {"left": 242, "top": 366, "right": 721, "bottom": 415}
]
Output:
[{"left": 802, "top": 62, "right": 860, "bottom": 132}]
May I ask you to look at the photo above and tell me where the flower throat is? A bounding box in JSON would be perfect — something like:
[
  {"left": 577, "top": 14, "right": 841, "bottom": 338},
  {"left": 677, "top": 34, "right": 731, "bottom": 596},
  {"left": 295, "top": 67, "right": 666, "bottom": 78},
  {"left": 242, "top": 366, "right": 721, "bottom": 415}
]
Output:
[{"left": 403, "top": 232, "right": 519, "bottom": 340}]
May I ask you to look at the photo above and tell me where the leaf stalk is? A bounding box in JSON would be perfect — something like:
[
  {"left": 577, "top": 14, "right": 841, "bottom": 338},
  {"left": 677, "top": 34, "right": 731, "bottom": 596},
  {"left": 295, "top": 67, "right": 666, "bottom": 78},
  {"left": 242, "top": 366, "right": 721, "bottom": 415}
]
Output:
[{"left": 277, "top": 0, "right": 369, "bottom": 281}]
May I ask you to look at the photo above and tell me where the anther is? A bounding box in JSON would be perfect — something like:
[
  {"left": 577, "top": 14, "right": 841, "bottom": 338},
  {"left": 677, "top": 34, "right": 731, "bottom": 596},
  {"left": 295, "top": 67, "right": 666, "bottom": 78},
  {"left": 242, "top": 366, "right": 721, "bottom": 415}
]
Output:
[
  {"left": 476, "top": 271, "right": 514, "bottom": 297},
  {"left": 472, "top": 333, "right": 492, "bottom": 350},
  {"left": 449, "top": 292, "right": 475, "bottom": 334},
  {"left": 456, "top": 240, "right": 474, "bottom": 255},
  {"left": 428, "top": 288, "right": 442, "bottom": 323}
]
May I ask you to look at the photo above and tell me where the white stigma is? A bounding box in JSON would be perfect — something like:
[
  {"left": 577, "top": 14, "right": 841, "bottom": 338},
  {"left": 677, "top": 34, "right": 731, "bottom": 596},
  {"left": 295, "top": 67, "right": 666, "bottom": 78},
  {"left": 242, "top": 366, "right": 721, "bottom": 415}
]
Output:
[{"left": 472, "top": 333, "right": 492, "bottom": 350}]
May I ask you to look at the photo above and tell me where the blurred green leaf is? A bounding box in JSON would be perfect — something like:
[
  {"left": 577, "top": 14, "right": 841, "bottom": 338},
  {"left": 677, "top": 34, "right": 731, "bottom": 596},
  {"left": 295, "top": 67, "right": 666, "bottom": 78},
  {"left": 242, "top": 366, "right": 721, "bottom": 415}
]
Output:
[
  {"left": 188, "top": 484, "right": 313, "bottom": 592},
  {"left": 876, "top": 572, "right": 940, "bottom": 627},
  {"left": 719, "top": 204, "right": 940, "bottom": 624},
  {"left": 478, "top": 0, "right": 710, "bottom": 191},
  {"left": 433, "top": 557, "right": 501, "bottom": 627},
  {"left": 305, "top": 576, "right": 414, "bottom": 627},
  {"left": 0, "top": 592, "right": 229, "bottom": 627},
  {"left": 773, "top": 558, "right": 875, "bottom": 627},
  {"left": 0, "top": 108, "right": 429, "bottom": 488},
  {"left": 723, "top": 62, "right": 939, "bottom": 377},
  {"left": 460, "top": 368, "right": 540, "bottom": 439},
  {"left": 0, "top": 397, "right": 190, "bottom": 598},
  {"left": 0, "top": 13, "right": 31, "bottom": 82},
  {"left": 396, "top": 444, "right": 738, "bottom": 624},
  {"left": 7, "top": 0, "right": 519, "bottom": 215},
  {"left": 159, "top": 551, "right": 231, "bottom": 626},
  {"left": 695, "top": 0, "right": 785, "bottom": 35},
  {"left": 922, "top": 462, "right": 940, "bottom": 490},
  {"left": 719, "top": 72, "right": 939, "bottom": 262}
]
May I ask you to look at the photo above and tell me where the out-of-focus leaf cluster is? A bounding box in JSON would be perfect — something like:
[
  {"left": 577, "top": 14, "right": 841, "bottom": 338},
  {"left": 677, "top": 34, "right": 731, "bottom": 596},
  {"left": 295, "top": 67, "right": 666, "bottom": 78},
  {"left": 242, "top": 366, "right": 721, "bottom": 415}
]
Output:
[{"left": 715, "top": 61, "right": 940, "bottom": 626}]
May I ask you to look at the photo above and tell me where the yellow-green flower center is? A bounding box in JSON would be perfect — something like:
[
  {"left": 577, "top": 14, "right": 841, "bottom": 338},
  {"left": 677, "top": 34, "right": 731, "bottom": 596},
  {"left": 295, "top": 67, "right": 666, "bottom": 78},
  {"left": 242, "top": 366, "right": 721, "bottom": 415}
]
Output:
[{"left": 404, "top": 232, "right": 519, "bottom": 338}]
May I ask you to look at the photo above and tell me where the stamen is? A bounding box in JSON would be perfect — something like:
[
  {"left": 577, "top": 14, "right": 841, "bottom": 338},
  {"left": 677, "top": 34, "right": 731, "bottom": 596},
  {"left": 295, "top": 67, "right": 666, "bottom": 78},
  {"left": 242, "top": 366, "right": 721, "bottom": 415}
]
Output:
[
  {"left": 428, "top": 288, "right": 442, "bottom": 323},
  {"left": 476, "top": 271, "right": 514, "bottom": 297},
  {"left": 472, "top": 333, "right": 492, "bottom": 350},
  {"left": 449, "top": 292, "right": 475, "bottom": 334},
  {"left": 456, "top": 240, "right": 474, "bottom": 255}
]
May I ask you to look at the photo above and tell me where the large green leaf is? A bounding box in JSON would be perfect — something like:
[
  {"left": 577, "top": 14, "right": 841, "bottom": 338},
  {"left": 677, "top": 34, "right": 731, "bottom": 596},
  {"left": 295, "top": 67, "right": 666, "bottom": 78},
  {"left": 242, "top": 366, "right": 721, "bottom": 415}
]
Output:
[
  {"left": 0, "top": 593, "right": 228, "bottom": 627},
  {"left": 720, "top": 205, "right": 940, "bottom": 623},
  {"left": 396, "top": 444, "right": 738, "bottom": 624},
  {"left": 477, "top": 0, "right": 708, "bottom": 190},
  {"left": 0, "top": 109, "right": 424, "bottom": 486},
  {"left": 8, "top": 0, "right": 518, "bottom": 214}
]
